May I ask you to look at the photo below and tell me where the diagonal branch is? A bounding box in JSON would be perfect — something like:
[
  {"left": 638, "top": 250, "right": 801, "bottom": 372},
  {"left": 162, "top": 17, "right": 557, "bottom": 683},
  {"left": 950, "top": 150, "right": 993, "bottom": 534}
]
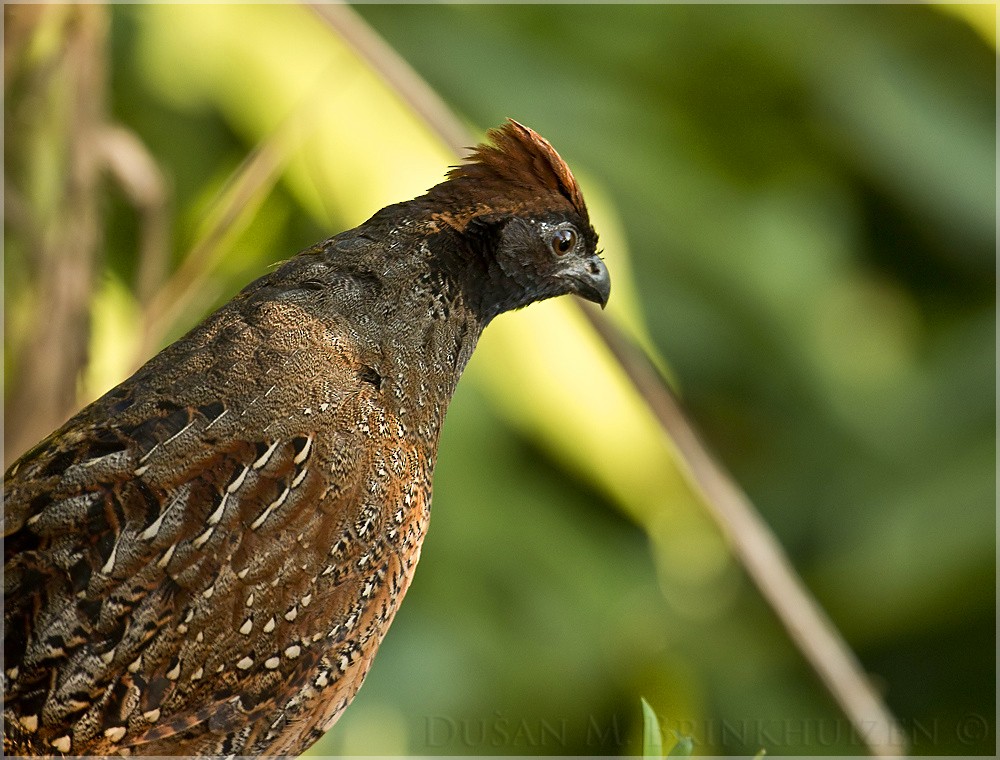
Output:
[
  {"left": 578, "top": 304, "right": 907, "bottom": 758},
  {"left": 138, "top": 122, "right": 291, "bottom": 360},
  {"left": 307, "top": 2, "right": 471, "bottom": 158},
  {"left": 312, "top": 4, "right": 908, "bottom": 756}
]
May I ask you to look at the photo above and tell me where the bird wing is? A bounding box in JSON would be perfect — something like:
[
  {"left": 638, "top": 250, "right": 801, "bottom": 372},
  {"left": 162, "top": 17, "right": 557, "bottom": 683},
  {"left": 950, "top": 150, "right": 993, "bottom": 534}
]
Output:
[{"left": 3, "top": 295, "right": 404, "bottom": 753}]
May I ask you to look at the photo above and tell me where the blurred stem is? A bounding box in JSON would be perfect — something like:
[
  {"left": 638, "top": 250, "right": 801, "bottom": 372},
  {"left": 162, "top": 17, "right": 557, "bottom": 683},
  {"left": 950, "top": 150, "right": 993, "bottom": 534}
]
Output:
[
  {"left": 4, "top": 7, "right": 172, "bottom": 465},
  {"left": 96, "top": 124, "right": 170, "bottom": 308},
  {"left": 318, "top": 4, "right": 908, "bottom": 756},
  {"left": 3, "top": 5, "right": 107, "bottom": 465},
  {"left": 138, "top": 122, "right": 290, "bottom": 358},
  {"left": 307, "top": 3, "right": 471, "bottom": 157},
  {"left": 578, "top": 305, "right": 907, "bottom": 758}
]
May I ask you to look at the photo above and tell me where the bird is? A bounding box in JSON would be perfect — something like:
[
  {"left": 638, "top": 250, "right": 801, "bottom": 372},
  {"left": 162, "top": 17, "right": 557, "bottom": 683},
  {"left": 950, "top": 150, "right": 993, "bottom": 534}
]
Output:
[{"left": 2, "top": 119, "right": 610, "bottom": 756}]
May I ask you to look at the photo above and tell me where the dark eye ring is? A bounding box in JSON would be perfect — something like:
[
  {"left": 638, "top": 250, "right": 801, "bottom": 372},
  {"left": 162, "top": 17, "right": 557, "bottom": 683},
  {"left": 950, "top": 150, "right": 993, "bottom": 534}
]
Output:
[{"left": 550, "top": 228, "right": 577, "bottom": 255}]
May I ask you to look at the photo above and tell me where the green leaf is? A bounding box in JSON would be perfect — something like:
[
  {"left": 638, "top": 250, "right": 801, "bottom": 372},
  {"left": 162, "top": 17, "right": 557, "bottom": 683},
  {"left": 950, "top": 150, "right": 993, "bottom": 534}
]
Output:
[
  {"left": 667, "top": 730, "right": 695, "bottom": 757},
  {"left": 641, "top": 698, "right": 663, "bottom": 757}
]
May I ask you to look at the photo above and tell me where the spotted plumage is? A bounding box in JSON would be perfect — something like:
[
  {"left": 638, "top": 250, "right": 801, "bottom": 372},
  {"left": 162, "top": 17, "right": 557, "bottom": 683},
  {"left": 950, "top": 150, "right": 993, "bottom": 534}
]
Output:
[{"left": 3, "top": 120, "right": 609, "bottom": 755}]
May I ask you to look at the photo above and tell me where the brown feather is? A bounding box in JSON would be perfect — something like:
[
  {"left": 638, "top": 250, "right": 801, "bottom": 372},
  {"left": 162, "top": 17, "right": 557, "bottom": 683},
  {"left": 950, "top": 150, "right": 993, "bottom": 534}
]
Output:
[
  {"left": 424, "top": 119, "right": 590, "bottom": 231},
  {"left": 3, "top": 121, "right": 608, "bottom": 756}
]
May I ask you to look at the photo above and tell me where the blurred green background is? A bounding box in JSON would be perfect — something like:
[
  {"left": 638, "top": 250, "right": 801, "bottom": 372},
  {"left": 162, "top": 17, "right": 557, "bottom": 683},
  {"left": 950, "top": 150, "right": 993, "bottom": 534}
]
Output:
[{"left": 3, "top": 3, "right": 994, "bottom": 756}]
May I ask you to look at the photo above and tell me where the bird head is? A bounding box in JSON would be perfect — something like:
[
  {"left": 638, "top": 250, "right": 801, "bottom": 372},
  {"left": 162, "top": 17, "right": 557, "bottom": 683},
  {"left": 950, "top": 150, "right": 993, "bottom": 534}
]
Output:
[{"left": 419, "top": 120, "right": 610, "bottom": 321}]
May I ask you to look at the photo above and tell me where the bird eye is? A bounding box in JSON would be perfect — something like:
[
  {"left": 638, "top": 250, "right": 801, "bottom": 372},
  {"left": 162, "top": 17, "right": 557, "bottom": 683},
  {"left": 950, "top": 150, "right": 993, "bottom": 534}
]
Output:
[{"left": 550, "top": 228, "right": 577, "bottom": 256}]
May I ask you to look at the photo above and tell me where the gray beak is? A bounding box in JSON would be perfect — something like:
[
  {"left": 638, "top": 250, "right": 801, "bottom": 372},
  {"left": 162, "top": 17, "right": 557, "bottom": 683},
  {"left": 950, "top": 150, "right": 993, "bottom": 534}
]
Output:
[{"left": 564, "top": 255, "right": 611, "bottom": 308}]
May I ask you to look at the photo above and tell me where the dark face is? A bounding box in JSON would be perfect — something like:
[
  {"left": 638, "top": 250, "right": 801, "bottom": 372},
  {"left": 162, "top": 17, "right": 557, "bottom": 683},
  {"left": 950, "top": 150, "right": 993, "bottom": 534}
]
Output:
[{"left": 492, "top": 211, "right": 610, "bottom": 313}]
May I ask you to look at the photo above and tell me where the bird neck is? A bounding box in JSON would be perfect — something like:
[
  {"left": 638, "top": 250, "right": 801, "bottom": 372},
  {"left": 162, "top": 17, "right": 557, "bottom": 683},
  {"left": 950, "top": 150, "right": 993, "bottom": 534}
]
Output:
[{"left": 416, "top": 222, "right": 529, "bottom": 326}]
